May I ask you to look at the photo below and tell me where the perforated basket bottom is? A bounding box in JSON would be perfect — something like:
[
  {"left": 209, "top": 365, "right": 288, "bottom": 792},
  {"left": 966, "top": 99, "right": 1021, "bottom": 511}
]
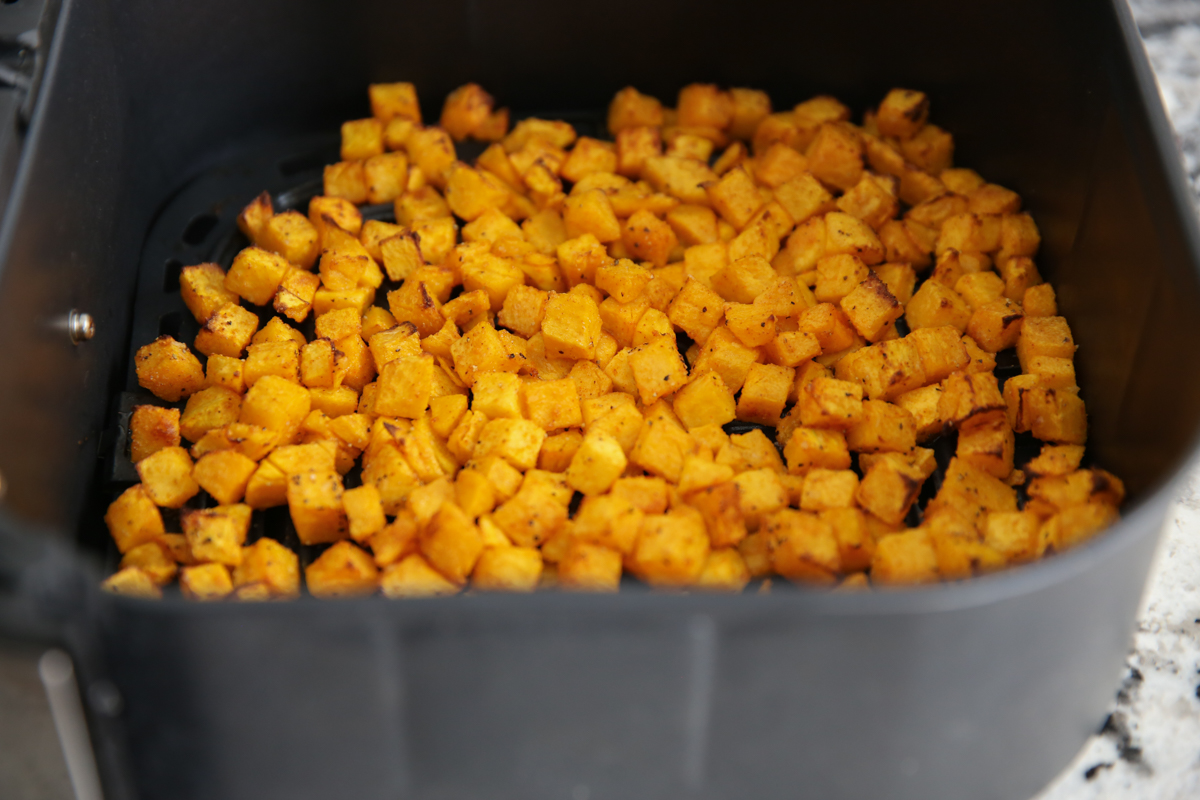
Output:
[{"left": 96, "top": 120, "right": 1052, "bottom": 593}]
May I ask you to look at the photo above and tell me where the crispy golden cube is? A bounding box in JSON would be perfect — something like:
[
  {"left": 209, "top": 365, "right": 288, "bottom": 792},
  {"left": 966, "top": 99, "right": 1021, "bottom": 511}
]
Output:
[
  {"left": 237, "top": 191, "right": 274, "bottom": 244},
  {"left": 232, "top": 537, "right": 300, "bottom": 598},
  {"left": 239, "top": 375, "right": 311, "bottom": 443},
  {"left": 799, "top": 468, "right": 858, "bottom": 511},
  {"left": 711, "top": 254, "right": 776, "bottom": 304},
  {"left": 840, "top": 273, "right": 902, "bottom": 342},
  {"left": 836, "top": 174, "right": 899, "bottom": 231},
  {"left": 497, "top": 284, "right": 547, "bottom": 338},
  {"left": 304, "top": 541, "right": 378, "bottom": 599},
  {"left": 568, "top": 360, "right": 614, "bottom": 402},
  {"left": 783, "top": 426, "right": 850, "bottom": 474},
  {"left": 1026, "top": 444, "right": 1086, "bottom": 478},
  {"left": 956, "top": 414, "right": 1015, "bottom": 479},
  {"left": 629, "top": 510, "right": 708, "bottom": 587},
  {"left": 407, "top": 126, "right": 457, "bottom": 188},
  {"left": 966, "top": 298, "right": 1024, "bottom": 353},
  {"left": 938, "top": 371, "right": 1005, "bottom": 429},
  {"left": 905, "top": 280, "right": 972, "bottom": 333},
  {"left": 370, "top": 81, "right": 421, "bottom": 123},
  {"left": 815, "top": 254, "right": 869, "bottom": 305},
  {"left": 339, "top": 484, "right": 385, "bottom": 543},
  {"left": 907, "top": 326, "right": 969, "bottom": 384},
  {"left": 340, "top": 117, "right": 384, "bottom": 161},
  {"left": 135, "top": 335, "right": 206, "bottom": 402},
  {"left": 900, "top": 123, "right": 954, "bottom": 174},
  {"left": 798, "top": 302, "right": 857, "bottom": 353},
  {"left": 1017, "top": 315, "right": 1076, "bottom": 373},
  {"left": 643, "top": 155, "right": 717, "bottom": 205},
  {"left": 834, "top": 338, "right": 925, "bottom": 401},
  {"left": 982, "top": 510, "right": 1041, "bottom": 562},
  {"left": 416, "top": 501, "right": 482, "bottom": 584},
  {"left": 876, "top": 89, "right": 929, "bottom": 139},
  {"left": 723, "top": 302, "right": 776, "bottom": 348},
  {"left": 105, "top": 485, "right": 165, "bottom": 553},
  {"left": 192, "top": 450, "right": 257, "bottom": 505},
  {"left": 225, "top": 246, "right": 290, "bottom": 306},
  {"left": 608, "top": 86, "right": 664, "bottom": 134},
  {"left": 563, "top": 432, "right": 626, "bottom": 496},
  {"left": 470, "top": 546, "right": 542, "bottom": 592},
  {"left": 491, "top": 477, "right": 569, "bottom": 547},
  {"left": 892, "top": 384, "right": 944, "bottom": 442},
  {"left": 379, "top": 554, "right": 459, "bottom": 598},
  {"left": 474, "top": 418, "right": 547, "bottom": 471},
  {"left": 817, "top": 507, "right": 873, "bottom": 573},
  {"left": 805, "top": 122, "right": 863, "bottom": 192},
  {"left": 563, "top": 189, "right": 621, "bottom": 242},
  {"left": 628, "top": 337, "right": 689, "bottom": 405},
  {"left": 620, "top": 209, "right": 677, "bottom": 268},
  {"left": 179, "top": 563, "right": 233, "bottom": 601},
  {"left": 130, "top": 405, "right": 181, "bottom": 464},
  {"left": 522, "top": 377, "right": 583, "bottom": 432},
  {"left": 118, "top": 541, "right": 177, "bottom": 586},
  {"left": 194, "top": 303, "right": 259, "bottom": 360},
  {"left": 799, "top": 376, "right": 864, "bottom": 429},
  {"left": 855, "top": 453, "right": 923, "bottom": 525},
  {"left": 764, "top": 508, "right": 838, "bottom": 583},
  {"left": 374, "top": 355, "right": 434, "bottom": 419},
  {"left": 537, "top": 430, "right": 584, "bottom": 473},
  {"left": 846, "top": 400, "right": 917, "bottom": 453},
  {"left": 286, "top": 469, "right": 348, "bottom": 545},
  {"left": 736, "top": 363, "right": 794, "bottom": 426},
  {"left": 262, "top": 210, "right": 320, "bottom": 269},
  {"left": 670, "top": 370, "right": 735, "bottom": 431},
  {"left": 1023, "top": 283, "right": 1058, "bottom": 318},
  {"left": 449, "top": 320, "right": 510, "bottom": 386},
  {"left": 870, "top": 531, "right": 938, "bottom": 585},
  {"left": 467, "top": 372, "right": 519, "bottom": 421},
  {"left": 180, "top": 263, "right": 239, "bottom": 324},
  {"left": 183, "top": 504, "right": 250, "bottom": 567},
  {"left": 179, "top": 386, "right": 241, "bottom": 443},
  {"left": 204, "top": 354, "right": 246, "bottom": 395},
  {"left": 553, "top": 542, "right": 620, "bottom": 592},
  {"left": 309, "top": 195, "right": 364, "bottom": 239},
  {"left": 541, "top": 290, "right": 602, "bottom": 360},
  {"left": 243, "top": 341, "right": 301, "bottom": 386}
]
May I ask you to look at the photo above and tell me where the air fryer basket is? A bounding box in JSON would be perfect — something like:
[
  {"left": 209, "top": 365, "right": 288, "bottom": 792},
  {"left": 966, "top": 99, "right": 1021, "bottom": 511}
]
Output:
[{"left": 2, "top": 0, "right": 1199, "bottom": 799}]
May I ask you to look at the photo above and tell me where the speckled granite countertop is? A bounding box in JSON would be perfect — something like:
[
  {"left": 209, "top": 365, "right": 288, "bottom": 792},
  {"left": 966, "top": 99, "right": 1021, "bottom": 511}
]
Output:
[{"left": 1033, "top": 4, "right": 1200, "bottom": 797}]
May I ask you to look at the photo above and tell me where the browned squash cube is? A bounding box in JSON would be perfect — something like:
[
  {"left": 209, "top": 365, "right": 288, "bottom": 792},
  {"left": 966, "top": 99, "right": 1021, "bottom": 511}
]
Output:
[
  {"left": 907, "top": 326, "right": 969, "bottom": 383},
  {"left": 374, "top": 354, "right": 434, "bottom": 418},
  {"left": 871, "top": 531, "right": 938, "bottom": 585},
  {"left": 607, "top": 87, "right": 664, "bottom": 134},
  {"left": 180, "top": 386, "right": 242, "bottom": 443},
  {"left": 783, "top": 427, "right": 850, "bottom": 474},
  {"left": 309, "top": 195, "right": 364, "bottom": 238},
  {"left": 615, "top": 126, "right": 663, "bottom": 179},
  {"left": 856, "top": 452, "right": 925, "bottom": 525},
  {"left": 192, "top": 450, "right": 257, "bottom": 505},
  {"left": 560, "top": 137, "right": 618, "bottom": 183},
  {"left": 631, "top": 509, "right": 710, "bottom": 587},
  {"left": 135, "top": 335, "right": 206, "bottom": 402},
  {"left": 130, "top": 405, "right": 181, "bottom": 463},
  {"left": 225, "top": 246, "right": 290, "bottom": 306},
  {"left": 819, "top": 507, "right": 875, "bottom": 573},
  {"left": 736, "top": 363, "right": 793, "bottom": 426},
  {"left": 672, "top": 370, "right": 737, "bottom": 430},
  {"left": 938, "top": 371, "right": 1005, "bottom": 429},
  {"left": 956, "top": 414, "right": 1015, "bottom": 479},
  {"left": 797, "top": 302, "right": 857, "bottom": 353},
  {"left": 418, "top": 502, "right": 484, "bottom": 584},
  {"left": 474, "top": 418, "right": 547, "bottom": 471},
  {"left": 814, "top": 254, "right": 870, "bottom": 305},
  {"left": 541, "top": 290, "right": 602, "bottom": 361},
  {"left": 836, "top": 174, "right": 899, "bottom": 231},
  {"left": 876, "top": 89, "right": 929, "bottom": 139},
  {"left": 286, "top": 469, "right": 348, "bottom": 545},
  {"left": 379, "top": 554, "right": 458, "bottom": 598},
  {"left": 765, "top": 509, "right": 839, "bottom": 584},
  {"left": 667, "top": 278, "right": 726, "bottom": 345},
  {"left": 1017, "top": 315, "right": 1076, "bottom": 373},
  {"left": 274, "top": 267, "right": 321, "bottom": 323},
  {"left": 407, "top": 126, "right": 457, "bottom": 188},
  {"left": 967, "top": 298, "right": 1024, "bottom": 353},
  {"left": 799, "top": 468, "right": 859, "bottom": 511},
  {"left": 628, "top": 337, "right": 689, "bottom": 405},
  {"left": 798, "top": 377, "right": 864, "bottom": 429},
  {"left": 823, "top": 211, "right": 884, "bottom": 265},
  {"left": 240, "top": 375, "right": 311, "bottom": 442},
  {"left": 105, "top": 485, "right": 165, "bottom": 553},
  {"left": 643, "top": 155, "right": 717, "bottom": 205},
  {"left": 846, "top": 400, "right": 917, "bottom": 453},
  {"left": 563, "top": 189, "right": 621, "bottom": 242},
  {"left": 805, "top": 122, "right": 863, "bottom": 191},
  {"left": 564, "top": 432, "right": 627, "bottom": 496},
  {"left": 893, "top": 384, "right": 945, "bottom": 442},
  {"left": 1024, "top": 283, "right": 1058, "bottom": 318},
  {"left": 900, "top": 123, "right": 954, "bottom": 174},
  {"left": 261, "top": 210, "right": 320, "bottom": 269},
  {"left": 180, "top": 263, "right": 239, "bottom": 324},
  {"left": 230, "top": 537, "right": 300, "bottom": 598},
  {"left": 840, "top": 273, "right": 902, "bottom": 341},
  {"left": 835, "top": 338, "right": 925, "bottom": 401},
  {"left": 558, "top": 542, "right": 624, "bottom": 592},
  {"left": 470, "top": 546, "right": 542, "bottom": 592},
  {"left": 180, "top": 563, "right": 234, "bottom": 601},
  {"left": 237, "top": 191, "right": 274, "bottom": 244},
  {"left": 370, "top": 82, "right": 421, "bottom": 123},
  {"left": 438, "top": 83, "right": 494, "bottom": 141},
  {"left": 118, "top": 542, "right": 177, "bottom": 586},
  {"left": 303, "top": 540, "right": 378, "bottom": 599},
  {"left": 905, "top": 279, "right": 972, "bottom": 333},
  {"left": 180, "top": 504, "right": 249, "bottom": 568},
  {"left": 195, "top": 299, "right": 259, "bottom": 357},
  {"left": 243, "top": 341, "right": 301, "bottom": 386},
  {"left": 705, "top": 167, "right": 762, "bottom": 230}
]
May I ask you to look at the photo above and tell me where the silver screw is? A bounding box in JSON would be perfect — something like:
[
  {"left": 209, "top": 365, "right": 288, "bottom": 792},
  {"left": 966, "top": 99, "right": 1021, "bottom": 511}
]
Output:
[{"left": 67, "top": 310, "right": 94, "bottom": 344}]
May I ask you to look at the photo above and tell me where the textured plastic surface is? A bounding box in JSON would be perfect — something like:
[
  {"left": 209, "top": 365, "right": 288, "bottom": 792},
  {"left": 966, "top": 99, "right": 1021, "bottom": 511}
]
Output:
[{"left": 1, "top": 0, "right": 1199, "bottom": 799}]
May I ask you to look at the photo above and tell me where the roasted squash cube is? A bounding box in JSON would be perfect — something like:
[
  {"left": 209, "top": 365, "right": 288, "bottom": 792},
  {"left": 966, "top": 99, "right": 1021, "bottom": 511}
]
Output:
[
  {"left": 542, "top": 290, "right": 603, "bottom": 360},
  {"left": 846, "top": 400, "right": 917, "bottom": 453},
  {"left": 130, "top": 406, "right": 181, "bottom": 463},
  {"left": 305, "top": 541, "right": 379, "bottom": 598},
  {"left": 192, "top": 450, "right": 257, "bottom": 505},
  {"left": 239, "top": 375, "right": 311, "bottom": 442},
  {"left": 180, "top": 263, "right": 239, "bottom": 324},
  {"left": 522, "top": 378, "right": 583, "bottom": 432},
  {"left": 450, "top": 321, "right": 509, "bottom": 386},
  {"left": 856, "top": 452, "right": 925, "bottom": 525},
  {"left": 135, "top": 335, "right": 206, "bottom": 401},
  {"left": 834, "top": 338, "right": 925, "bottom": 401},
  {"left": 736, "top": 363, "right": 794, "bottom": 426},
  {"left": 905, "top": 280, "right": 972, "bottom": 333},
  {"left": 565, "top": 432, "right": 627, "bottom": 496},
  {"left": 182, "top": 504, "right": 251, "bottom": 568},
  {"left": 105, "top": 485, "right": 165, "bottom": 554},
  {"left": 1017, "top": 316, "right": 1076, "bottom": 373},
  {"left": 783, "top": 427, "right": 850, "bottom": 474},
  {"left": 180, "top": 386, "right": 242, "bottom": 443},
  {"left": 839, "top": 273, "right": 902, "bottom": 341},
  {"left": 956, "top": 414, "right": 1015, "bottom": 479},
  {"left": 967, "top": 298, "right": 1024, "bottom": 353},
  {"left": 908, "top": 326, "right": 969, "bottom": 383},
  {"left": 563, "top": 189, "right": 622, "bottom": 242},
  {"left": 871, "top": 531, "right": 938, "bottom": 585},
  {"left": 876, "top": 89, "right": 929, "bottom": 139},
  {"left": 766, "top": 508, "right": 840, "bottom": 584},
  {"left": 938, "top": 371, "right": 1005, "bottom": 429},
  {"left": 799, "top": 377, "right": 863, "bottom": 429},
  {"left": 287, "top": 469, "right": 348, "bottom": 546},
  {"left": 179, "top": 563, "right": 233, "bottom": 601},
  {"left": 225, "top": 246, "right": 290, "bottom": 306},
  {"left": 629, "top": 337, "right": 690, "bottom": 405},
  {"left": 375, "top": 355, "right": 434, "bottom": 419}
]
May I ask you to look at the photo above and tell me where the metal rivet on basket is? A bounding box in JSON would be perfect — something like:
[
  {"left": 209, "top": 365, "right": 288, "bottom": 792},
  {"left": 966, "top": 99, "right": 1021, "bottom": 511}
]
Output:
[{"left": 67, "top": 310, "right": 95, "bottom": 344}]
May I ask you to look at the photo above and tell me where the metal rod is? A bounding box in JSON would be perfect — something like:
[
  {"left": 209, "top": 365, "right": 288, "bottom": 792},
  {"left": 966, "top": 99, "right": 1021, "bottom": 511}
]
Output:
[{"left": 38, "top": 649, "right": 105, "bottom": 800}]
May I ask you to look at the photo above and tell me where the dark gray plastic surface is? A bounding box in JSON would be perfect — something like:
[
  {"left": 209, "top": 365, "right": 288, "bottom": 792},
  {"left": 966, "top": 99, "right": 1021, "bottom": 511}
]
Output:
[{"left": 1, "top": 0, "right": 1199, "bottom": 798}]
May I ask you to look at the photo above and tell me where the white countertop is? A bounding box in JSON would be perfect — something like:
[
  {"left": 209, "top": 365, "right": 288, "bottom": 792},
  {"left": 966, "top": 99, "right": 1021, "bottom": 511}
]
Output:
[{"left": 1035, "top": 6, "right": 1200, "bottom": 796}]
